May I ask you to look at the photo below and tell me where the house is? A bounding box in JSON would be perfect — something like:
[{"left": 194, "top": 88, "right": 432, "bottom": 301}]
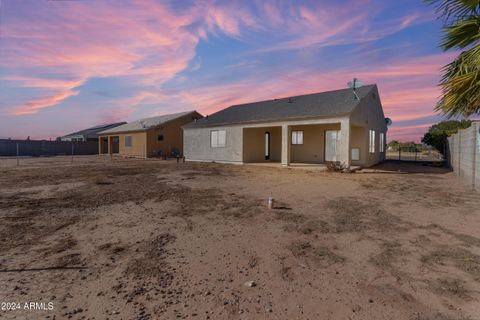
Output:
[
  {"left": 183, "top": 85, "right": 388, "bottom": 168},
  {"left": 59, "top": 122, "right": 126, "bottom": 142},
  {"left": 98, "top": 111, "right": 202, "bottom": 158}
]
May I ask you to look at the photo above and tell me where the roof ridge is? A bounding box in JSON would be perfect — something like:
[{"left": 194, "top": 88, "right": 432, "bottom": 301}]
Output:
[{"left": 229, "top": 84, "right": 376, "bottom": 108}]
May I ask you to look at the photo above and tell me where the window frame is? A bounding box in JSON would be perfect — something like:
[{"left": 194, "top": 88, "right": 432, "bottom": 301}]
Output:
[
  {"left": 291, "top": 130, "right": 304, "bottom": 145},
  {"left": 125, "top": 135, "right": 132, "bottom": 147},
  {"left": 379, "top": 132, "right": 385, "bottom": 153},
  {"left": 158, "top": 134, "right": 164, "bottom": 141},
  {"left": 369, "top": 130, "right": 375, "bottom": 154},
  {"left": 210, "top": 130, "right": 226, "bottom": 148}
]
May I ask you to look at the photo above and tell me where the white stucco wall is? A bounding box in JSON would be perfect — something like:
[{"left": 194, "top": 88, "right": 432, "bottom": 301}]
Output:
[
  {"left": 183, "top": 126, "right": 243, "bottom": 163},
  {"left": 448, "top": 122, "right": 480, "bottom": 191}
]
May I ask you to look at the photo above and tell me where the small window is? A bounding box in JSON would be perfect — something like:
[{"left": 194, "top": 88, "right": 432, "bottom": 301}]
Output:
[
  {"left": 379, "top": 133, "right": 385, "bottom": 153},
  {"left": 369, "top": 130, "right": 375, "bottom": 153},
  {"left": 291, "top": 131, "right": 303, "bottom": 145},
  {"left": 125, "top": 135, "right": 132, "bottom": 147},
  {"left": 210, "top": 130, "right": 226, "bottom": 148},
  {"left": 158, "top": 134, "right": 164, "bottom": 141}
]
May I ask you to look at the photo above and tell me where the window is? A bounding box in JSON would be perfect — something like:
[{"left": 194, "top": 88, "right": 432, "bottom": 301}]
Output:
[
  {"left": 352, "top": 148, "right": 360, "bottom": 161},
  {"left": 379, "top": 133, "right": 385, "bottom": 153},
  {"left": 369, "top": 130, "right": 375, "bottom": 153},
  {"left": 158, "top": 134, "right": 164, "bottom": 141},
  {"left": 291, "top": 131, "right": 303, "bottom": 145},
  {"left": 210, "top": 130, "right": 226, "bottom": 148},
  {"left": 125, "top": 135, "right": 132, "bottom": 147}
]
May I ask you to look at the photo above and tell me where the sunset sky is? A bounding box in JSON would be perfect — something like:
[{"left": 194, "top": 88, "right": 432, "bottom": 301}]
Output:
[{"left": 0, "top": 0, "right": 466, "bottom": 141}]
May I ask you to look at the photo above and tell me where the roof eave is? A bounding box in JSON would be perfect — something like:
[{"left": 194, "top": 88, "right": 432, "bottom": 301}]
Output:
[{"left": 184, "top": 112, "right": 352, "bottom": 129}]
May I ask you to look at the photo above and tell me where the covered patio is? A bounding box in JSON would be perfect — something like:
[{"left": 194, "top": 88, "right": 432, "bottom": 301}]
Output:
[{"left": 242, "top": 119, "right": 353, "bottom": 167}]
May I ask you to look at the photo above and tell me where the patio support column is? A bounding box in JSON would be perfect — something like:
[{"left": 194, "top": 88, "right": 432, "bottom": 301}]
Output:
[
  {"left": 107, "top": 136, "right": 111, "bottom": 155},
  {"left": 281, "top": 124, "right": 291, "bottom": 166},
  {"left": 339, "top": 118, "right": 351, "bottom": 168},
  {"left": 98, "top": 137, "right": 102, "bottom": 155}
]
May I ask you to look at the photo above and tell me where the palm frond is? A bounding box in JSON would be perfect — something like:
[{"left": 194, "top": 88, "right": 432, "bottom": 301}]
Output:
[
  {"left": 436, "top": 47, "right": 480, "bottom": 117},
  {"left": 441, "top": 15, "right": 480, "bottom": 49},
  {"left": 425, "top": 0, "right": 480, "bottom": 23}
]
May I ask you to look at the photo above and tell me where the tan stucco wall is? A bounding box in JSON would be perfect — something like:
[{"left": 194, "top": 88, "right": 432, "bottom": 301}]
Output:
[
  {"left": 350, "top": 125, "right": 366, "bottom": 166},
  {"left": 119, "top": 132, "right": 147, "bottom": 157},
  {"left": 243, "top": 127, "right": 281, "bottom": 162},
  {"left": 350, "top": 86, "right": 388, "bottom": 167},
  {"left": 289, "top": 123, "right": 341, "bottom": 163},
  {"left": 145, "top": 113, "right": 200, "bottom": 157},
  {"left": 99, "top": 112, "right": 201, "bottom": 158}
]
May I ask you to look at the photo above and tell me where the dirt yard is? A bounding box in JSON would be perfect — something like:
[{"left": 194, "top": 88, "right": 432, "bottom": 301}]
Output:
[{"left": 1, "top": 156, "right": 479, "bottom": 320}]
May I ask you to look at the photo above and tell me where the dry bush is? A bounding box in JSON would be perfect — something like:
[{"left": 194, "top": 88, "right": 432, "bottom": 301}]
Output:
[{"left": 326, "top": 162, "right": 350, "bottom": 172}]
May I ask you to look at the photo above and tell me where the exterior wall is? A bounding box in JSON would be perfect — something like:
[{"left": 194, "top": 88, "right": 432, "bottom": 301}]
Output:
[
  {"left": 243, "top": 126, "right": 281, "bottom": 162},
  {"left": 289, "top": 123, "right": 340, "bottom": 163},
  {"left": 145, "top": 113, "right": 199, "bottom": 157},
  {"left": 349, "top": 86, "right": 387, "bottom": 167},
  {"left": 448, "top": 122, "right": 480, "bottom": 191},
  {"left": 99, "top": 112, "right": 201, "bottom": 158},
  {"left": 98, "top": 132, "right": 147, "bottom": 157},
  {"left": 184, "top": 116, "right": 349, "bottom": 164},
  {"left": 183, "top": 126, "right": 244, "bottom": 163},
  {"left": 119, "top": 132, "right": 148, "bottom": 157},
  {"left": 350, "top": 125, "right": 366, "bottom": 166}
]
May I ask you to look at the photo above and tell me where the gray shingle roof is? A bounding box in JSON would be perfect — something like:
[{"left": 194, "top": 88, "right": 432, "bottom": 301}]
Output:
[
  {"left": 99, "top": 111, "right": 197, "bottom": 134},
  {"left": 62, "top": 122, "right": 126, "bottom": 139},
  {"left": 185, "top": 85, "right": 377, "bottom": 128}
]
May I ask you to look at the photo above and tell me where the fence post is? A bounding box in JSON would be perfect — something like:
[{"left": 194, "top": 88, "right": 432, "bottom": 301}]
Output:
[
  {"left": 16, "top": 143, "right": 19, "bottom": 166},
  {"left": 71, "top": 143, "right": 74, "bottom": 163},
  {"left": 399, "top": 147, "right": 401, "bottom": 161}
]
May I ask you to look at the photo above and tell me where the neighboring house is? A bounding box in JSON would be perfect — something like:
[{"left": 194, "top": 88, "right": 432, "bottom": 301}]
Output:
[
  {"left": 98, "top": 111, "right": 202, "bottom": 158},
  {"left": 183, "top": 85, "right": 388, "bottom": 168},
  {"left": 60, "top": 122, "right": 126, "bottom": 142}
]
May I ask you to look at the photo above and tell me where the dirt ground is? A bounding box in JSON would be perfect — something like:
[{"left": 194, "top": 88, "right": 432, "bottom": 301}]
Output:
[{"left": 1, "top": 156, "right": 479, "bottom": 320}]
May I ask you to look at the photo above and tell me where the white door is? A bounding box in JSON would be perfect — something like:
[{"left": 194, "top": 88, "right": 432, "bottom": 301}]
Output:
[{"left": 325, "top": 130, "right": 341, "bottom": 162}]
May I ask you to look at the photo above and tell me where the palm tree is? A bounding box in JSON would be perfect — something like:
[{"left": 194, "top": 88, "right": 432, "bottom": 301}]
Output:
[{"left": 426, "top": 0, "right": 480, "bottom": 117}]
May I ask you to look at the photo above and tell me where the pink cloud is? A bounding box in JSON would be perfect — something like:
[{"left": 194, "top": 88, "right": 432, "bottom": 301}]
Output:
[
  {"left": 2, "top": 0, "right": 262, "bottom": 115},
  {"left": 13, "top": 90, "right": 80, "bottom": 115},
  {"left": 0, "top": 0, "right": 452, "bottom": 142}
]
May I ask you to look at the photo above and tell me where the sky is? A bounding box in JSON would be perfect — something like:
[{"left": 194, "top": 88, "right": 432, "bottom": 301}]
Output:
[{"left": 0, "top": 0, "right": 466, "bottom": 142}]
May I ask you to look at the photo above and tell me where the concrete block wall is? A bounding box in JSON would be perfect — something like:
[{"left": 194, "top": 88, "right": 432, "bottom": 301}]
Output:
[{"left": 448, "top": 122, "right": 480, "bottom": 191}]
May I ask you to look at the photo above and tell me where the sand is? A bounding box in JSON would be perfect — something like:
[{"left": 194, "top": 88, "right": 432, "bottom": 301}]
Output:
[{"left": 0, "top": 156, "right": 479, "bottom": 319}]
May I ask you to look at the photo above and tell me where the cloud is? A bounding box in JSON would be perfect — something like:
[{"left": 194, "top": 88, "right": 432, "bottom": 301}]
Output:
[
  {"left": 13, "top": 89, "right": 80, "bottom": 115},
  {"left": 0, "top": 0, "right": 450, "bottom": 142}
]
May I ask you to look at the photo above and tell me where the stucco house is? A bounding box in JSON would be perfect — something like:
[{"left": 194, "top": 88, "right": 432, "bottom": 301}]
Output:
[
  {"left": 98, "top": 111, "right": 202, "bottom": 158},
  {"left": 183, "top": 85, "right": 388, "bottom": 168}
]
